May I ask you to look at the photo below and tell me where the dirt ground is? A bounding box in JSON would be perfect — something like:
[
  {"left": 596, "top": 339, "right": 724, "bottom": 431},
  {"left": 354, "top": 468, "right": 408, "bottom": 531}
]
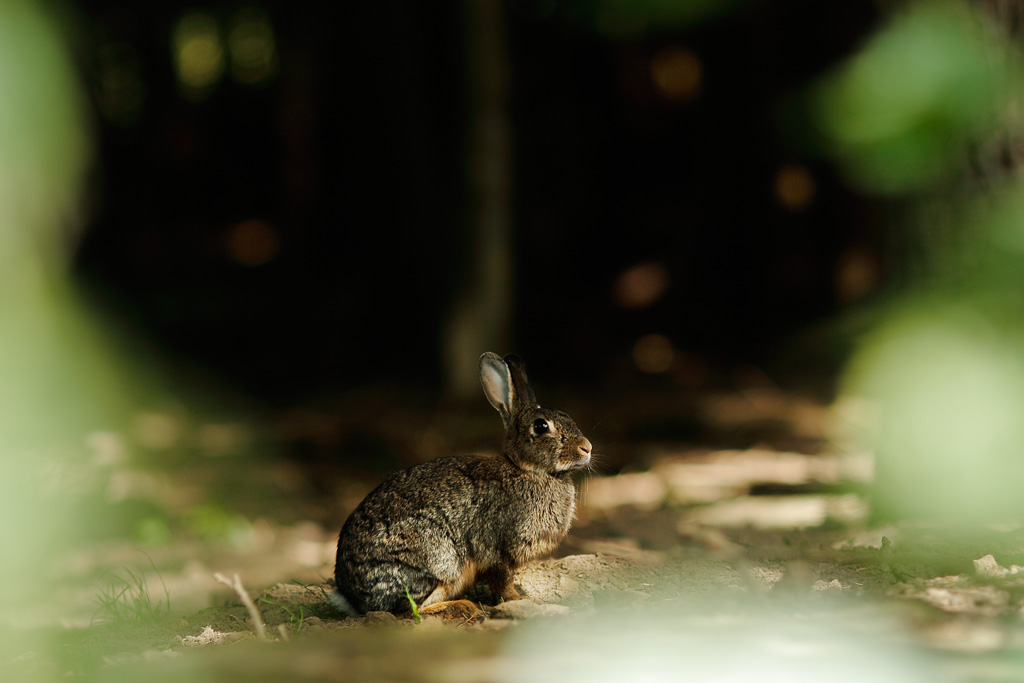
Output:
[{"left": 10, "top": 384, "right": 1024, "bottom": 682}]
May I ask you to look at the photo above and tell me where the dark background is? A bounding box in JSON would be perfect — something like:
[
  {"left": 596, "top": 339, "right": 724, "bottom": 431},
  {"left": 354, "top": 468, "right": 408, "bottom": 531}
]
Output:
[{"left": 71, "top": 0, "right": 881, "bottom": 404}]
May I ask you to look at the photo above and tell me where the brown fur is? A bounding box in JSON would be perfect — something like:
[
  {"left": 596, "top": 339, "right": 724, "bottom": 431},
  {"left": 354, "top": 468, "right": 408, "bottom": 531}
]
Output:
[{"left": 332, "top": 353, "right": 592, "bottom": 615}]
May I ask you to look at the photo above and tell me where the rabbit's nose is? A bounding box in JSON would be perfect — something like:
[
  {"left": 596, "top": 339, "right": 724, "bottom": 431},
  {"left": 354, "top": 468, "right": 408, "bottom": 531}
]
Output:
[{"left": 578, "top": 439, "right": 593, "bottom": 457}]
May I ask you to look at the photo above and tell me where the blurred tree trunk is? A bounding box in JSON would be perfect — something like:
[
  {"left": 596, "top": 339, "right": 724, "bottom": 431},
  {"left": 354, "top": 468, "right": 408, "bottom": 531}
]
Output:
[{"left": 442, "top": 0, "right": 513, "bottom": 399}]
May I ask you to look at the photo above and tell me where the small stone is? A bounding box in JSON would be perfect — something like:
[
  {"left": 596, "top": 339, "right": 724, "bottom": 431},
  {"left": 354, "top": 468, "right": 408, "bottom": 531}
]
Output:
[
  {"left": 974, "top": 554, "right": 1007, "bottom": 578},
  {"left": 490, "top": 600, "right": 570, "bottom": 619},
  {"left": 180, "top": 626, "right": 248, "bottom": 647},
  {"left": 812, "top": 579, "right": 845, "bottom": 592}
]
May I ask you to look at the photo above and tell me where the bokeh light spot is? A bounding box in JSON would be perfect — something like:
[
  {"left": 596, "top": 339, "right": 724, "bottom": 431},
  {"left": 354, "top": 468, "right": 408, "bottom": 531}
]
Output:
[
  {"left": 228, "top": 8, "right": 278, "bottom": 85},
  {"left": 633, "top": 334, "right": 675, "bottom": 374},
  {"left": 835, "top": 247, "right": 879, "bottom": 303},
  {"left": 774, "top": 164, "right": 815, "bottom": 211},
  {"left": 650, "top": 47, "right": 701, "bottom": 101},
  {"left": 227, "top": 219, "right": 279, "bottom": 266},
  {"left": 173, "top": 13, "right": 225, "bottom": 98},
  {"left": 613, "top": 262, "right": 670, "bottom": 309}
]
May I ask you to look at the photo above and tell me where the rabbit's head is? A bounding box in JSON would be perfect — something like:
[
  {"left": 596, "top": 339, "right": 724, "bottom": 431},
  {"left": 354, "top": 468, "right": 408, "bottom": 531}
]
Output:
[{"left": 479, "top": 352, "right": 593, "bottom": 475}]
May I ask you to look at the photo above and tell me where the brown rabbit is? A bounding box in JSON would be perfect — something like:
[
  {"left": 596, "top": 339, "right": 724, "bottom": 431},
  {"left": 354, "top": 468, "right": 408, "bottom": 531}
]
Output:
[{"left": 331, "top": 352, "right": 593, "bottom": 615}]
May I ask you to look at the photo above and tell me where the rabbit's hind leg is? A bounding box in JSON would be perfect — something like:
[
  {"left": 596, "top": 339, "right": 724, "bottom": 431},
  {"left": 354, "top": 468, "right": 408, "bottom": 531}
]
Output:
[
  {"left": 418, "top": 558, "right": 480, "bottom": 607},
  {"left": 414, "top": 560, "right": 484, "bottom": 620},
  {"left": 479, "top": 566, "right": 524, "bottom": 604}
]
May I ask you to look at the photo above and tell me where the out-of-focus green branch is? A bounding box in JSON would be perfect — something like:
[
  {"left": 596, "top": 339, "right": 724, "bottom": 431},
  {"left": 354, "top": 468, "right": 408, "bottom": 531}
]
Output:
[
  {"left": 0, "top": 3, "right": 134, "bottom": 672},
  {"left": 815, "top": 1, "right": 1024, "bottom": 524}
]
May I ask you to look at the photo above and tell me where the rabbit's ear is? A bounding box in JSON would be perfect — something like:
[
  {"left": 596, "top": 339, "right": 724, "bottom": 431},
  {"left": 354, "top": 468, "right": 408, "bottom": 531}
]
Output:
[
  {"left": 503, "top": 354, "right": 537, "bottom": 409},
  {"left": 480, "top": 352, "right": 514, "bottom": 429}
]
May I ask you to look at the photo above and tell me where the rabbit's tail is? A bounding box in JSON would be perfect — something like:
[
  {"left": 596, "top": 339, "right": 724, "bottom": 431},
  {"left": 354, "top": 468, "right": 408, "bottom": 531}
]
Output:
[{"left": 329, "top": 589, "right": 359, "bottom": 616}]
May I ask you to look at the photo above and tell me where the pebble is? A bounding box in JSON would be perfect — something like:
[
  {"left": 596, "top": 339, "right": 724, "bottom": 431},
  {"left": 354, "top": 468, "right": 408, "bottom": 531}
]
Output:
[{"left": 490, "top": 600, "right": 570, "bottom": 619}]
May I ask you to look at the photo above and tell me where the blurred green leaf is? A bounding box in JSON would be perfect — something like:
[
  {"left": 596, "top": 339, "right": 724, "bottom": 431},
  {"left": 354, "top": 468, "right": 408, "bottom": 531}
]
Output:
[
  {"left": 136, "top": 516, "right": 175, "bottom": 547},
  {"left": 0, "top": 1, "right": 88, "bottom": 250},
  {"left": 845, "top": 301, "right": 1024, "bottom": 522},
  {"left": 985, "top": 180, "right": 1024, "bottom": 256},
  {"left": 0, "top": 3, "right": 102, "bottom": 676},
  {"left": 815, "top": 3, "right": 1015, "bottom": 194},
  {"left": 185, "top": 503, "right": 254, "bottom": 547}
]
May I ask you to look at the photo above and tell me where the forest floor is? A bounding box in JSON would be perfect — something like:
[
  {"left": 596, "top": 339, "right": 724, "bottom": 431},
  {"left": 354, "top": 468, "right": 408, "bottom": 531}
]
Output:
[{"left": 10, "top": 380, "right": 1024, "bottom": 682}]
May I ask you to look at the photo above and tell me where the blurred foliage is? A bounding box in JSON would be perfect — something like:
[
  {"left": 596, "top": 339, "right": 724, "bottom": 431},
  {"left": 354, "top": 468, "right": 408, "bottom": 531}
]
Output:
[
  {"left": 0, "top": 2, "right": 102, "bottom": 680},
  {"left": 846, "top": 300, "right": 1024, "bottom": 523},
  {"left": 814, "top": 2, "right": 1016, "bottom": 195},
  {"left": 0, "top": 2, "right": 87, "bottom": 235},
  {"left": 185, "top": 503, "right": 255, "bottom": 547},
  {"left": 824, "top": 2, "right": 1024, "bottom": 523},
  {"left": 504, "top": 600, "right": 936, "bottom": 683},
  {"left": 981, "top": 179, "right": 1024, "bottom": 269},
  {"left": 0, "top": 0, "right": 111, "bottom": 449},
  {"left": 0, "top": 0, "right": 89, "bottom": 521},
  {"left": 135, "top": 515, "right": 176, "bottom": 547}
]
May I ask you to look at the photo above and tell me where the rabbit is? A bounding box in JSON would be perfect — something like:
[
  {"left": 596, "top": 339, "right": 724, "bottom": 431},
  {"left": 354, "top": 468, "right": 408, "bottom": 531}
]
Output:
[{"left": 331, "top": 352, "right": 593, "bottom": 616}]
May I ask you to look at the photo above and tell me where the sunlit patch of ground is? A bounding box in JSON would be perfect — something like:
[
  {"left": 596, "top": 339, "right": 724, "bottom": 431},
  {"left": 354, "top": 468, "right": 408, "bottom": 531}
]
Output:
[{"left": 10, "top": 387, "right": 1024, "bottom": 681}]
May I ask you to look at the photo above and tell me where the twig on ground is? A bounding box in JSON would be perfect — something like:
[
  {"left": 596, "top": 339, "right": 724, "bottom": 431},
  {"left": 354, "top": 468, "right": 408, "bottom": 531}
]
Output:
[{"left": 214, "top": 572, "right": 269, "bottom": 641}]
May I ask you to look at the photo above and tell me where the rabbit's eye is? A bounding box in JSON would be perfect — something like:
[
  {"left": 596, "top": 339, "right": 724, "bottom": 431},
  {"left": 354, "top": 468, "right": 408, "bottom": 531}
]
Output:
[{"left": 532, "top": 418, "right": 550, "bottom": 435}]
